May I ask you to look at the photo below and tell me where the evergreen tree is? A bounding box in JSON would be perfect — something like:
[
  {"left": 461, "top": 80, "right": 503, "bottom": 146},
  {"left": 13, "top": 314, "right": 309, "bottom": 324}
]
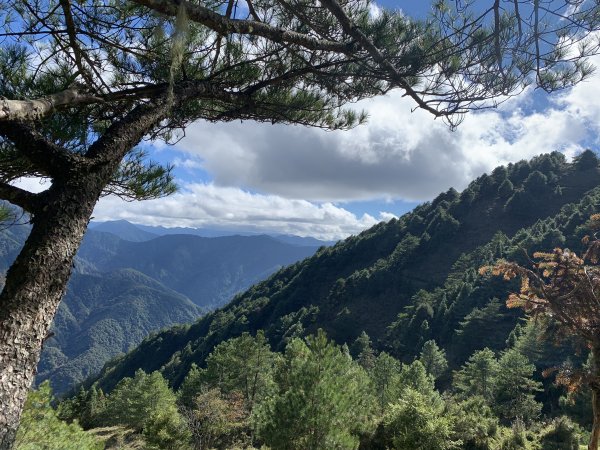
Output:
[
  {"left": 418, "top": 339, "right": 448, "bottom": 380},
  {"left": 574, "top": 150, "right": 599, "bottom": 171},
  {"left": 375, "top": 388, "right": 460, "bottom": 450},
  {"left": 539, "top": 416, "right": 582, "bottom": 450},
  {"left": 397, "top": 360, "right": 438, "bottom": 402},
  {"left": 57, "top": 385, "right": 106, "bottom": 430},
  {"left": 523, "top": 171, "right": 549, "bottom": 193},
  {"left": 371, "top": 352, "right": 402, "bottom": 413},
  {"left": 143, "top": 411, "right": 192, "bottom": 450},
  {"left": 14, "top": 382, "right": 101, "bottom": 450},
  {"left": 352, "top": 331, "right": 375, "bottom": 371},
  {"left": 257, "top": 330, "right": 376, "bottom": 450},
  {"left": 492, "top": 349, "right": 542, "bottom": 424},
  {"left": 203, "top": 331, "right": 276, "bottom": 413},
  {"left": 498, "top": 179, "right": 514, "bottom": 198},
  {"left": 178, "top": 364, "right": 207, "bottom": 409},
  {"left": 448, "top": 396, "right": 500, "bottom": 450},
  {"left": 453, "top": 348, "right": 499, "bottom": 402},
  {"left": 101, "top": 370, "right": 191, "bottom": 448}
]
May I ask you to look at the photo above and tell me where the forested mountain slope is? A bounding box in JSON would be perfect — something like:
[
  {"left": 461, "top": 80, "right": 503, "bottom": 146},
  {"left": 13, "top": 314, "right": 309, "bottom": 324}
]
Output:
[
  {"left": 38, "top": 269, "right": 202, "bottom": 394},
  {"left": 91, "top": 151, "right": 600, "bottom": 392}
]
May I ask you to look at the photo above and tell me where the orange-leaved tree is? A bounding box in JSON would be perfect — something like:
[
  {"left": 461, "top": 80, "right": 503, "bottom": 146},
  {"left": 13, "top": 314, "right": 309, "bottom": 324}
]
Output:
[{"left": 481, "top": 214, "right": 600, "bottom": 450}]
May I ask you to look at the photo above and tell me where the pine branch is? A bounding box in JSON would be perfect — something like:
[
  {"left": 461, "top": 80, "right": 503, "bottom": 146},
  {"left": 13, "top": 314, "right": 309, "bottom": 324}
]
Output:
[
  {"left": 130, "top": 0, "right": 355, "bottom": 53},
  {"left": 58, "top": 0, "right": 96, "bottom": 89},
  {"left": 319, "top": 0, "right": 450, "bottom": 119},
  {"left": 0, "top": 122, "right": 85, "bottom": 180},
  {"left": 0, "top": 87, "right": 102, "bottom": 122},
  {"left": 0, "top": 182, "right": 39, "bottom": 213}
]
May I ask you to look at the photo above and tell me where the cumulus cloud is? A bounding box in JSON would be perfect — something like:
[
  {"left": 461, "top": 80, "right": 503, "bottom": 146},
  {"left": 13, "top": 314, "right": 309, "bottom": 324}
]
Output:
[
  {"left": 172, "top": 62, "right": 599, "bottom": 203},
  {"left": 93, "top": 183, "right": 390, "bottom": 240}
]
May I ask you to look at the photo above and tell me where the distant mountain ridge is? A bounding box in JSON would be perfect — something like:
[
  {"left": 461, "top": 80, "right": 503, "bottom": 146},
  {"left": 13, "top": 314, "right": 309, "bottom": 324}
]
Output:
[
  {"left": 0, "top": 220, "right": 323, "bottom": 394},
  {"left": 87, "top": 151, "right": 600, "bottom": 394},
  {"left": 90, "top": 220, "right": 158, "bottom": 242},
  {"left": 89, "top": 219, "right": 337, "bottom": 246},
  {"left": 78, "top": 233, "right": 320, "bottom": 308}
]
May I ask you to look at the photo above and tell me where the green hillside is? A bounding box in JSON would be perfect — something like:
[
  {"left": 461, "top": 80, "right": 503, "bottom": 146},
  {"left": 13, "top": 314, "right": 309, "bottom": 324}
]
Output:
[
  {"left": 38, "top": 269, "right": 202, "bottom": 394},
  {"left": 91, "top": 151, "right": 600, "bottom": 393}
]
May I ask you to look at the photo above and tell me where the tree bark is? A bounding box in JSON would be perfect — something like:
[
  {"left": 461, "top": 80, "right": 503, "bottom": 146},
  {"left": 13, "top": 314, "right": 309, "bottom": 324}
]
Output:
[
  {"left": 0, "top": 87, "right": 101, "bottom": 122},
  {"left": 0, "top": 174, "right": 105, "bottom": 449},
  {"left": 0, "top": 98, "right": 167, "bottom": 449},
  {"left": 590, "top": 344, "right": 600, "bottom": 450}
]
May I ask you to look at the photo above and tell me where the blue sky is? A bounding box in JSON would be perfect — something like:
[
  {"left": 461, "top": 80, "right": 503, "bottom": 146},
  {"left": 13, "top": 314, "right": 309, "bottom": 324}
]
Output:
[{"left": 88, "top": 1, "right": 600, "bottom": 240}]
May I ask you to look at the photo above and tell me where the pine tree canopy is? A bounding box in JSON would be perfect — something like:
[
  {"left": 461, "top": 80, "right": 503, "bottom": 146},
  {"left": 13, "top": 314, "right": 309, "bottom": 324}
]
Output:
[
  {"left": 2, "top": 1, "right": 600, "bottom": 133},
  {"left": 0, "top": 0, "right": 597, "bottom": 204}
]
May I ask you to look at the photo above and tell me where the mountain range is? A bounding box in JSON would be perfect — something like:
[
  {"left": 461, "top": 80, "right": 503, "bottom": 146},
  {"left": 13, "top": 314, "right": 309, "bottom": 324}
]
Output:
[
  {"left": 89, "top": 219, "right": 336, "bottom": 247},
  {"left": 0, "top": 219, "right": 325, "bottom": 394}
]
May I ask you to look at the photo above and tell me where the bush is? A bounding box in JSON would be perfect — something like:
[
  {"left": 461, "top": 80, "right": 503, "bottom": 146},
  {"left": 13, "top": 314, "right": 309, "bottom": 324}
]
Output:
[{"left": 15, "top": 382, "right": 102, "bottom": 450}]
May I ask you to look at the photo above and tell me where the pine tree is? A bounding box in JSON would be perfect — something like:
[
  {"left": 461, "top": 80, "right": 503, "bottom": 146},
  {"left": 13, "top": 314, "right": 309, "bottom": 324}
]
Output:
[
  {"left": 352, "top": 331, "right": 376, "bottom": 371},
  {"left": 376, "top": 388, "right": 460, "bottom": 450},
  {"left": 257, "top": 330, "right": 376, "bottom": 450},
  {"left": 14, "top": 382, "right": 101, "bottom": 450},
  {"left": 202, "top": 331, "right": 276, "bottom": 413},
  {"left": 57, "top": 385, "right": 106, "bottom": 430},
  {"left": 101, "top": 370, "right": 190, "bottom": 448},
  {"left": 574, "top": 150, "right": 599, "bottom": 171},
  {"left": 418, "top": 339, "right": 448, "bottom": 380},
  {"left": 453, "top": 348, "right": 499, "bottom": 402},
  {"left": 493, "top": 349, "right": 543, "bottom": 424},
  {"left": 371, "top": 352, "right": 402, "bottom": 413},
  {"left": 178, "top": 364, "right": 207, "bottom": 409},
  {"left": 498, "top": 179, "right": 514, "bottom": 198},
  {"left": 448, "top": 396, "right": 500, "bottom": 449}
]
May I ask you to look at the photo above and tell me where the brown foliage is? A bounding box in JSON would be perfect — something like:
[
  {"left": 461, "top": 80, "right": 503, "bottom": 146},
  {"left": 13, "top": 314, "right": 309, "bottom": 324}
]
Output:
[{"left": 481, "top": 243, "right": 600, "bottom": 345}]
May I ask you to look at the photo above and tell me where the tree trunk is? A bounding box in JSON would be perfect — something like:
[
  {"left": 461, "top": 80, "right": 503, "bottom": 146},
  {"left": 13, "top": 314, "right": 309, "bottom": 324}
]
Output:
[
  {"left": 0, "top": 98, "right": 167, "bottom": 449},
  {"left": 0, "top": 175, "right": 104, "bottom": 449},
  {"left": 590, "top": 344, "right": 600, "bottom": 450}
]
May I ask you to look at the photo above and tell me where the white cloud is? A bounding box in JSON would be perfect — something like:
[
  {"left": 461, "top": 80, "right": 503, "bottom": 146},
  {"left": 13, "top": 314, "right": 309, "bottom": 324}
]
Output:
[
  {"left": 172, "top": 61, "right": 599, "bottom": 203},
  {"left": 93, "top": 183, "right": 388, "bottom": 240},
  {"left": 11, "top": 177, "right": 50, "bottom": 193},
  {"left": 171, "top": 157, "right": 205, "bottom": 171}
]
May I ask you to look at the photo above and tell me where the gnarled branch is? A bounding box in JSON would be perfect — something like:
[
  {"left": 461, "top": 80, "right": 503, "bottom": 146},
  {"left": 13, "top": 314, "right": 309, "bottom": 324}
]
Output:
[
  {"left": 130, "top": 0, "right": 355, "bottom": 53},
  {"left": 0, "top": 121, "right": 85, "bottom": 179},
  {"left": 0, "top": 181, "right": 40, "bottom": 213},
  {"left": 0, "top": 87, "right": 101, "bottom": 122}
]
